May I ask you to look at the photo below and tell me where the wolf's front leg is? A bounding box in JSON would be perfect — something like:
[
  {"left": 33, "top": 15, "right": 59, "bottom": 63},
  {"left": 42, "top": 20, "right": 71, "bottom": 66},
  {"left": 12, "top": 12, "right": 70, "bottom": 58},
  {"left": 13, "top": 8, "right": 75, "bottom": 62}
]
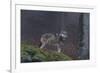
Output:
[
  {"left": 56, "top": 44, "right": 61, "bottom": 53},
  {"left": 58, "top": 48, "right": 61, "bottom": 53},
  {"left": 40, "top": 43, "right": 46, "bottom": 49}
]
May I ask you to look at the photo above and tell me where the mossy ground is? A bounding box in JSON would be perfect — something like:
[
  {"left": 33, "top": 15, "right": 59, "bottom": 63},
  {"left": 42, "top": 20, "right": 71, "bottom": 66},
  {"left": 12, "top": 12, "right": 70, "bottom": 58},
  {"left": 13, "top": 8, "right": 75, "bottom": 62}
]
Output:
[{"left": 21, "top": 42, "right": 72, "bottom": 63}]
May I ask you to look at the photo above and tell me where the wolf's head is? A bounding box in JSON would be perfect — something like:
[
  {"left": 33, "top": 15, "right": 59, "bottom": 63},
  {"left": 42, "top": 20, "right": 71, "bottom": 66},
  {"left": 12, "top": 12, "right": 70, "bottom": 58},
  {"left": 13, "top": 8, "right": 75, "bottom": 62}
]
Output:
[{"left": 59, "top": 31, "right": 68, "bottom": 41}]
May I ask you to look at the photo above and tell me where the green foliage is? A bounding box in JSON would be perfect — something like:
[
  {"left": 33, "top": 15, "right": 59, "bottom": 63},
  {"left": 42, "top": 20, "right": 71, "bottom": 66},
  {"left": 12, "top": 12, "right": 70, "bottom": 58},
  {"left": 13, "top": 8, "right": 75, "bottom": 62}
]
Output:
[{"left": 21, "top": 43, "right": 72, "bottom": 63}]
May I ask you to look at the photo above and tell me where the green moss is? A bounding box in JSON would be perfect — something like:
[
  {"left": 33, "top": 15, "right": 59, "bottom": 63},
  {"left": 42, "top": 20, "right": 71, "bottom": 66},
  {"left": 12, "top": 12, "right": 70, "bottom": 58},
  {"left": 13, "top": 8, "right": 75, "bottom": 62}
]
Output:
[{"left": 21, "top": 43, "right": 72, "bottom": 63}]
